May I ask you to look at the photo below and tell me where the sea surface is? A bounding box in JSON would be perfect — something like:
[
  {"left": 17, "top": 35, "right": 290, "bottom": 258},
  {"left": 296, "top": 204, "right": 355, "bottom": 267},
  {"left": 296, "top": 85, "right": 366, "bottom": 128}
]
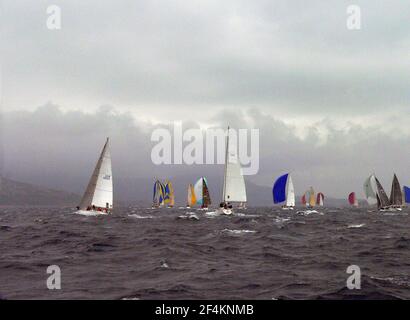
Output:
[{"left": 1, "top": 206, "right": 410, "bottom": 300}]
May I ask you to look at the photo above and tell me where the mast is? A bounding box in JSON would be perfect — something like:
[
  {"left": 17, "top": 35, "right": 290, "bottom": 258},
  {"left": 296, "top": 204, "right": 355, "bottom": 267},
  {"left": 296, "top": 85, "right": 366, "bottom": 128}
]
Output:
[
  {"left": 222, "top": 126, "right": 229, "bottom": 203},
  {"left": 202, "top": 177, "right": 205, "bottom": 207}
]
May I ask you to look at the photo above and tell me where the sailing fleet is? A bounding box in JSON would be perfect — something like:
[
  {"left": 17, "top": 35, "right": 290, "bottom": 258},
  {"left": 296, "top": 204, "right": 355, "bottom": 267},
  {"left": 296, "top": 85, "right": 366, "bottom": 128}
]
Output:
[{"left": 77, "top": 132, "right": 410, "bottom": 215}]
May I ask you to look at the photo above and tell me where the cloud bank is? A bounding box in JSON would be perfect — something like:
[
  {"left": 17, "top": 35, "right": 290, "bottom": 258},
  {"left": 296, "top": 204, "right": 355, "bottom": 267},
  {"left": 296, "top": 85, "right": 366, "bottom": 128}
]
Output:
[{"left": 1, "top": 104, "right": 409, "bottom": 202}]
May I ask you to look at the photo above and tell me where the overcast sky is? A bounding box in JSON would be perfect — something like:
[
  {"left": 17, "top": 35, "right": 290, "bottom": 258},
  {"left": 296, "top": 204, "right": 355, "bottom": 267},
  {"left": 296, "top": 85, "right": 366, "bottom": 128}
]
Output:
[{"left": 1, "top": 0, "right": 409, "bottom": 199}]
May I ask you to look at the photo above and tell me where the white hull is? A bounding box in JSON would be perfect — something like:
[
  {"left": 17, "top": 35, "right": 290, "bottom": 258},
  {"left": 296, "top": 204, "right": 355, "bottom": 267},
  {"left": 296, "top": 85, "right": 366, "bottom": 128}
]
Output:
[
  {"left": 380, "top": 206, "right": 403, "bottom": 212},
  {"left": 281, "top": 206, "right": 294, "bottom": 211},
  {"left": 296, "top": 209, "right": 318, "bottom": 215},
  {"left": 217, "top": 208, "right": 233, "bottom": 215},
  {"left": 75, "top": 210, "right": 109, "bottom": 216}
]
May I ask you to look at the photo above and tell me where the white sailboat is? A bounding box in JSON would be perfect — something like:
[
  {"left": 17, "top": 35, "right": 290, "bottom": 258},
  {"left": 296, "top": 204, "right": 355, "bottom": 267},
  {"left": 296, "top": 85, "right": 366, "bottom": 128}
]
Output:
[
  {"left": 77, "top": 138, "right": 113, "bottom": 214},
  {"left": 218, "top": 126, "right": 247, "bottom": 215}
]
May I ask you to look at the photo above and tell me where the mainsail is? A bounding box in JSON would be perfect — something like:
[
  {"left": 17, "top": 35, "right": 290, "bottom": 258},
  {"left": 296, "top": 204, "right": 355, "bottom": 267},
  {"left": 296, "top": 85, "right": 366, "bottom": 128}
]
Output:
[
  {"left": 389, "top": 174, "right": 402, "bottom": 206},
  {"left": 363, "top": 174, "right": 378, "bottom": 205},
  {"left": 153, "top": 180, "right": 165, "bottom": 207},
  {"left": 78, "top": 138, "right": 113, "bottom": 212},
  {"left": 222, "top": 127, "right": 247, "bottom": 203},
  {"left": 285, "top": 175, "right": 295, "bottom": 207},
  {"left": 273, "top": 173, "right": 295, "bottom": 207},
  {"left": 187, "top": 184, "right": 197, "bottom": 207},
  {"left": 374, "top": 177, "right": 390, "bottom": 209},
  {"left": 404, "top": 186, "right": 410, "bottom": 204},
  {"left": 316, "top": 192, "right": 324, "bottom": 207}
]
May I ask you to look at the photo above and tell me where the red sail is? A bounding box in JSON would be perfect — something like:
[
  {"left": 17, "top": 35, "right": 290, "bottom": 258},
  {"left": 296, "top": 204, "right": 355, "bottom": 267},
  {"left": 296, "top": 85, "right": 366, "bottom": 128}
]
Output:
[
  {"left": 301, "top": 194, "right": 306, "bottom": 205},
  {"left": 348, "top": 192, "right": 356, "bottom": 205}
]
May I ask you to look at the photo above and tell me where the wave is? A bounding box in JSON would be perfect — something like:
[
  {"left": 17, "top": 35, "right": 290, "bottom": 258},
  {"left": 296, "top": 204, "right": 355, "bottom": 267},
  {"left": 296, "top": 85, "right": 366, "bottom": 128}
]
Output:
[
  {"left": 0, "top": 225, "right": 12, "bottom": 231},
  {"left": 274, "top": 216, "right": 291, "bottom": 223},
  {"left": 234, "top": 212, "right": 261, "bottom": 218},
  {"left": 177, "top": 213, "right": 200, "bottom": 221},
  {"left": 128, "top": 214, "right": 154, "bottom": 219},
  {"left": 296, "top": 210, "right": 321, "bottom": 216},
  {"left": 221, "top": 229, "right": 257, "bottom": 235},
  {"left": 347, "top": 223, "right": 365, "bottom": 229}
]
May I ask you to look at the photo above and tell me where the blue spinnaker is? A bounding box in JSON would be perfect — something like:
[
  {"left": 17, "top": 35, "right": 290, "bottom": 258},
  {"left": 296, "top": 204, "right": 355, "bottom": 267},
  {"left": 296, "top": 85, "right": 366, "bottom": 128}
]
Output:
[{"left": 273, "top": 174, "right": 288, "bottom": 204}]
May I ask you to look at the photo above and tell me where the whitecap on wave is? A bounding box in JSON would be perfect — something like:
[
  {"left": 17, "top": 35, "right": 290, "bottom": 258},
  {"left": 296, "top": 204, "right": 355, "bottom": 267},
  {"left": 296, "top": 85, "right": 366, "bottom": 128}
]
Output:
[
  {"left": 347, "top": 223, "right": 365, "bottom": 228},
  {"left": 204, "top": 211, "right": 218, "bottom": 217},
  {"left": 296, "top": 210, "right": 321, "bottom": 216},
  {"left": 221, "top": 228, "right": 256, "bottom": 235},
  {"left": 177, "top": 212, "right": 200, "bottom": 221},
  {"left": 234, "top": 212, "right": 261, "bottom": 218},
  {"left": 274, "top": 216, "right": 291, "bottom": 223},
  {"left": 128, "top": 214, "right": 154, "bottom": 219}
]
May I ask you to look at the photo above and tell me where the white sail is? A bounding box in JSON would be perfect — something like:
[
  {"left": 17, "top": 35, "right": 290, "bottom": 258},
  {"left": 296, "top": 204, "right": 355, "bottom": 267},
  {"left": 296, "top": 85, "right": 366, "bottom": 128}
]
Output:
[
  {"left": 318, "top": 194, "right": 324, "bottom": 206},
  {"left": 223, "top": 127, "right": 247, "bottom": 203},
  {"left": 78, "top": 138, "right": 113, "bottom": 212},
  {"left": 285, "top": 174, "right": 295, "bottom": 207},
  {"left": 364, "top": 174, "right": 377, "bottom": 205}
]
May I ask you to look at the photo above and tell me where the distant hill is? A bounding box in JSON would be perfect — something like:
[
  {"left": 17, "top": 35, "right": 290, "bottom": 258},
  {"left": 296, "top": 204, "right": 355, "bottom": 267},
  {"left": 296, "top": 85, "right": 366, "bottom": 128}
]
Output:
[
  {"left": 0, "top": 176, "right": 80, "bottom": 206},
  {"left": 0, "top": 175, "right": 357, "bottom": 208}
]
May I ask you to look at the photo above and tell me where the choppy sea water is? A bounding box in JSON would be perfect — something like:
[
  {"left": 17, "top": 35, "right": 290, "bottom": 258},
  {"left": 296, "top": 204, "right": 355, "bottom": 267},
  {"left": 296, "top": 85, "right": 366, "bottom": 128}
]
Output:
[{"left": 1, "top": 206, "right": 410, "bottom": 300}]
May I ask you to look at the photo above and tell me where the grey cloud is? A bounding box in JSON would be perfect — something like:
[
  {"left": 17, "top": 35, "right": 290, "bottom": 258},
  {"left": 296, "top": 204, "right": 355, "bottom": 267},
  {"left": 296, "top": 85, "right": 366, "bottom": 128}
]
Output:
[{"left": 2, "top": 0, "right": 410, "bottom": 119}]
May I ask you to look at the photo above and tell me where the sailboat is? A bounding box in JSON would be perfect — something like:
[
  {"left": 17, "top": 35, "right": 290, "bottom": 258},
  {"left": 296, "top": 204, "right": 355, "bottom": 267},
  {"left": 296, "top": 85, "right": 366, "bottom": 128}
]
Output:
[
  {"left": 218, "top": 126, "right": 247, "bottom": 215},
  {"left": 164, "top": 180, "right": 175, "bottom": 208},
  {"left": 152, "top": 179, "right": 165, "bottom": 208},
  {"left": 77, "top": 138, "right": 113, "bottom": 214},
  {"left": 348, "top": 192, "right": 359, "bottom": 207},
  {"left": 272, "top": 173, "right": 295, "bottom": 210},
  {"left": 307, "top": 187, "right": 316, "bottom": 208},
  {"left": 186, "top": 184, "right": 197, "bottom": 208},
  {"left": 364, "top": 174, "right": 391, "bottom": 211},
  {"left": 194, "top": 177, "right": 211, "bottom": 210},
  {"left": 297, "top": 187, "right": 318, "bottom": 214},
  {"left": 389, "top": 174, "right": 403, "bottom": 210},
  {"left": 316, "top": 192, "right": 324, "bottom": 207}
]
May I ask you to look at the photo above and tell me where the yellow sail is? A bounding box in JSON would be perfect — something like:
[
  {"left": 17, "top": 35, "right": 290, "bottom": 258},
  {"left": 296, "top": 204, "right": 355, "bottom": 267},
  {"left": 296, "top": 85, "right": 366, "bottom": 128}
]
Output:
[
  {"left": 309, "top": 187, "right": 316, "bottom": 207},
  {"left": 168, "top": 181, "right": 175, "bottom": 207},
  {"left": 164, "top": 180, "right": 175, "bottom": 207},
  {"left": 187, "top": 184, "right": 196, "bottom": 207}
]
